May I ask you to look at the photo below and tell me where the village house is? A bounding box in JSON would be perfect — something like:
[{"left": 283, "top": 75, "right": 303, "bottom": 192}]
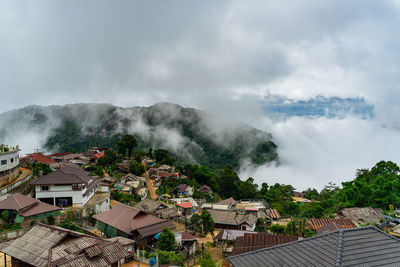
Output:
[
  {"left": 30, "top": 165, "right": 103, "bottom": 210},
  {"left": 215, "top": 229, "right": 256, "bottom": 254},
  {"left": 230, "top": 232, "right": 299, "bottom": 256},
  {"left": 316, "top": 222, "right": 346, "bottom": 235},
  {"left": 306, "top": 218, "right": 357, "bottom": 232},
  {"left": 106, "top": 236, "right": 135, "bottom": 264},
  {"left": 175, "top": 232, "right": 198, "bottom": 257},
  {"left": 0, "top": 223, "right": 128, "bottom": 267},
  {"left": 176, "top": 202, "right": 194, "bottom": 217},
  {"left": 0, "top": 193, "right": 61, "bottom": 227},
  {"left": 0, "top": 145, "right": 20, "bottom": 187},
  {"left": 25, "top": 152, "right": 57, "bottom": 167},
  {"left": 208, "top": 210, "right": 257, "bottom": 230},
  {"left": 134, "top": 198, "right": 179, "bottom": 219},
  {"left": 228, "top": 226, "right": 400, "bottom": 267},
  {"left": 198, "top": 185, "right": 211, "bottom": 194},
  {"left": 334, "top": 207, "right": 383, "bottom": 225},
  {"left": 93, "top": 202, "right": 176, "bottom": 249},
  {"left": 202, "top": 197, "right": 237, "bottom": 210},
  {"left": 173, "top": 184, "right": 193, "bottom": 197},
  {"left": 171, "top": 197, "right": 199, "bottom": 208}
]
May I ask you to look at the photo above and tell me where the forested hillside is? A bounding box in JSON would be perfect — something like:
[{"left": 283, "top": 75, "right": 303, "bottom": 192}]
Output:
[{"left": 0, "top": 103, "right": 278, "bottom": 169}]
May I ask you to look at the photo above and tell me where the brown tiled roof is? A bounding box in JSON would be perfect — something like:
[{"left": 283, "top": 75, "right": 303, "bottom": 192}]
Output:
[
  {"left": 93, "top": 202, "right": 175, "bottom": 236},
  {"left": 0, "top": 193, "right": 37, "bottom": 211},
  {"left": 0, "top": 193, "right": 59, "bottom": 217},
  {"left": 174, "top": 184, "right": 188, "bottom": 193},
  {"left": 307, "top": 218, "right": 357, "bottom": 230},
  {"left": 181, "top": 232, "right": 197, "bottom": 240},
  {"left": 216, "top": 197, "right": 236, "bottom": 206},
  {"left": 93, "top": 203, "right": 142, "bottom": 234},
  {"left": 316, "top": 222, "right": 345, "bottom": 235},
  {"left": 231, "top": 232, "right": 298, "bottom": 256},
  {"left": 30, "top": 165, "right": 92, "bottom": 185}
]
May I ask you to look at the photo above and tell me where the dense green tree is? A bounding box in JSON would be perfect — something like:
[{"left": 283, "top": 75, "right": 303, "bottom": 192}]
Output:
[
  {"left": 157, "top": 227, "right": 176, "bottom": 251},
  {"left": 303, "top": 188, "right": 319, "bottom": 200},
  {"left": 218, "top": 165, "right": 241, "bottom": 199},
  {"left": 128, "top": 160, "right": 145, "bottom": 176},
  {"left": 122, "top": 134, "right": 137, "bottom": 158},
  {"left": 334, "top": 161, "right": 400, "bottom": 209},
  {"left": 97, "top": 150, "right": 118, "bottom": 166},
  {"left": 238, "top": 177, "right": 258, "bottom": 199},
  {"left": 1, "top": 210, "right": 9, "bottom": 223},
  {"left": 198, "top": 252, "right": 218, "bottom": 267},
  {"left": 269, "top": 224, "right": 285, "bottom": 235},
  {"left": 254, "top": 218, "right": 267, "bottom": 232},
  {"left": 154, "top": 149, "right": 176, "bottom": 166},
  {"left": 191, "top": 210, "right": 215, "bottom": 238},
  {"left": 299, "top": 202, "right": 325, "bottom": 218}
]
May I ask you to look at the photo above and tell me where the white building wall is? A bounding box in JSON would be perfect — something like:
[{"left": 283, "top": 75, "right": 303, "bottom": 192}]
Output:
[
  {"left": 0, "top": 150, "right": 19, "bottom": 172},
  {"left": 35, "top": 184, "right": 85, "bottom": 205}
]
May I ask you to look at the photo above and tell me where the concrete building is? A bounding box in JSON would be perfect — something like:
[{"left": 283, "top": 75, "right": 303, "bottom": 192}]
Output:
[
  {"left": 30, "top": 165, "right": 99, "bottom": 208},
  {"left": 0, "top": 145, "right": 19, "bottom": 186}
]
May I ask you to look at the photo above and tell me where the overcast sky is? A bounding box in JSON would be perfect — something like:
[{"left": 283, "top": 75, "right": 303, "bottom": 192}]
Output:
[{"left": 2, "top": 1, "right": 400, "bottom": 189}]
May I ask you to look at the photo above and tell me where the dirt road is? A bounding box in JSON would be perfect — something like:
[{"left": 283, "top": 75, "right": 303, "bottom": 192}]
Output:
[{"left": 141, "top": 161, "right": 158, "bottom": 200}]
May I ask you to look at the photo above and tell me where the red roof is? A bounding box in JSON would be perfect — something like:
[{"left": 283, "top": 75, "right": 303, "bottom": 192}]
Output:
[
  {"left": 27, "top": 153, "right": 56, "bottom": 164},
  {"left": 95, "top": 151, "right": 105, "bottom": 159},
  {"left": 266, "top": 209, "right": 281, "bottom": 219},
  {"left": 176, "top": 202, "right": 192, "bottom": 209},
  {"left": 245, "top": 208, "right": 259, "bottom": 211}
]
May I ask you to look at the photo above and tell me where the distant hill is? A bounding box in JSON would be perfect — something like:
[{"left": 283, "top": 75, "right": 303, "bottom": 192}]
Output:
[{"left": 0, "top": 103, "right": 278, "bottom": 169}]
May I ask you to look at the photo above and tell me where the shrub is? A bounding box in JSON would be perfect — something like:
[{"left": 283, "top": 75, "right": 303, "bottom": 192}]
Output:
[{"left": 47, "top": 215, "right": 55, "bottom": 225}]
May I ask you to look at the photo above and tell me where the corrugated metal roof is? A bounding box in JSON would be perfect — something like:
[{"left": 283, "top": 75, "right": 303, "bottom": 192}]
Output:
[
  {"left": 266, "top": 209, "right": 281, "bottom": 219},
  {"left": 307, "top": 218, "right": 356, "bottom": 230},
  {"left": 231, "top": 233, "right": 298, "bottom": 256},
  {"left": 216, "top": 229, "right": 256, "bottom": 241},
  {"left": 137, "top": 220, "right": 176, "bottom": 237},
  {"left": 229, "top": 226, "right": 400, "bottom": 267}
]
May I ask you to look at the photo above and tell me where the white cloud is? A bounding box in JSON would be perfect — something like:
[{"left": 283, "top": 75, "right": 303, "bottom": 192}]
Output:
[{"left": 240, "top": 115, "right": 400, "bottom": 190}]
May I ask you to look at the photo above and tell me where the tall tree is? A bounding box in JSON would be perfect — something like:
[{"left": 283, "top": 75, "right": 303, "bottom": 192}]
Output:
[
  {"left": 122, "top": 134, "right": 137, "bottom": 159},
  {"left": 218, "top": 165, "right": 240, "bottom": 199},
  {"left": 157, "top": 227, "right": 176, "bottom": 251}
]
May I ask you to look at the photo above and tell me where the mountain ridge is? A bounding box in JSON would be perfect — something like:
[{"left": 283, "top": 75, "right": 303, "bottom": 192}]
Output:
[{"left": 0, "top": 102, "right": 278, "bottom": 169}]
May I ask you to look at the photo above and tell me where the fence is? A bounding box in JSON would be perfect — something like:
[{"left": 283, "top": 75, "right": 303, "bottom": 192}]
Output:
[
  {"left": 0, "top": 171, "right": 33, "bottom": 196},
  {"left": 182, "top": 250, "right": 206, "bottom": 267},
  {"left": 0, "top": 228, "right": 29, "bottom": 242}
]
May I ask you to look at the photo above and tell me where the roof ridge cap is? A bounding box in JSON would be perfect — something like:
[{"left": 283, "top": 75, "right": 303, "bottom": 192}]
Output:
[{"left": 335, "top": 230, "right": 344, "bottom": 266}]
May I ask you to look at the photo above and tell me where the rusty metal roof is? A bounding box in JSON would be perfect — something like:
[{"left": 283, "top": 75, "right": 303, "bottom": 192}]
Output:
[
  {"left": 307, "top": 218, "right": 357, "bottom": 230},
  {"left": 266, "top": 209, "right": 281, "bottom": 219},
  {"left": 0, "top": 223, "right": 127, "bottom": 267},
  {"left": 231, "top": 232, "right": 298, "bottom": 256}
]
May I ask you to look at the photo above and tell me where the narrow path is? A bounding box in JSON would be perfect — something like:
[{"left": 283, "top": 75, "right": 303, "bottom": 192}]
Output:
[{"left": 141, "top": 161, "right": 158, "bottom": 200}]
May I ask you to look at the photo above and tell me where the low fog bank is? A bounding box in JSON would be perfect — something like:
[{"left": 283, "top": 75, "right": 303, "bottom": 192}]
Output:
[{"left": 239, "top": 116, "right": 400, "bottom": 191}]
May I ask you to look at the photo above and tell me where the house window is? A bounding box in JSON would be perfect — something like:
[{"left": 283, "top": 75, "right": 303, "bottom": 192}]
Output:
[
  {"left": 1, "top": 160, "right": 7, "bottom": 165},
  {"left": 10, "top": 158, "right": 14, "bottom": 163},
  {"left": 41, "top": 185, "right": 49, "bottom": 191}
]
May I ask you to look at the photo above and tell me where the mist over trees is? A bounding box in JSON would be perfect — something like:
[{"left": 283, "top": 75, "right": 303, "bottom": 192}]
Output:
[{"left": 0, "top": 103, "right": 278, "bottom": 170}]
